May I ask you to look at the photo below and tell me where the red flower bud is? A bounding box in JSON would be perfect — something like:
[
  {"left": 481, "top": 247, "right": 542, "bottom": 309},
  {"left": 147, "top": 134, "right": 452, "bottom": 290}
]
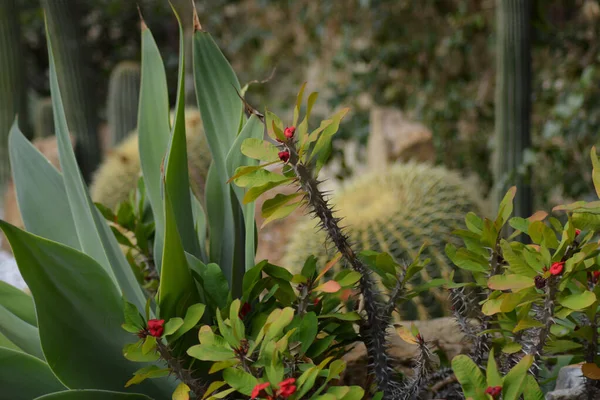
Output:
[
  {"left": 575, "top": 229, "right": 582, "bottom": 236},
  {"left": 284, "top": 126, "right": 296, "bottom": 139},
  {"left": 251, "top": 382, "right": 270, "bottom": 399},
  {"left": 313, "top": 297, "right": 320, "bottom": 306},
  {"left": 147, "top": 319, "right": 165, "bottom": 337},
  {"left": 484, "top": 386, "right": 502, "bottom": 398},
  {"left": 549, "top": 261, "right": 565, "bottom": 276},
  {"left": 239, "top": 302, "right": 251, "bottom": 319},
  {"left": 277, "top": 378, "right": 297, "bottom": 398},
  {"left": 278, "top": 151, "right": 290, "bottom": 163}
]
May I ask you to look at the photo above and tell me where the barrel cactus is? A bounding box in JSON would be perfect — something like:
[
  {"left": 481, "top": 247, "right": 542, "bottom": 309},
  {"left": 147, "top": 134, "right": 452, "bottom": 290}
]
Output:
[
  {"left": 282, "top": 162, "right": 487, "bottom": 320},
  {"left": 90, "top": 108, "right": 211, "bottom": 209}
]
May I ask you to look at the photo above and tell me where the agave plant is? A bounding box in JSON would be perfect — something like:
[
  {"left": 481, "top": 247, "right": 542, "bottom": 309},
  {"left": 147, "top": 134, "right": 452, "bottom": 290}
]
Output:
[{"left": 0, "top": 6, "right": 264, "bottom": 399}]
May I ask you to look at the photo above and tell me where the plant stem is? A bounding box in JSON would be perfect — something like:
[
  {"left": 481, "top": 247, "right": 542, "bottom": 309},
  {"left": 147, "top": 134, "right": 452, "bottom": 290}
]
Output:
[
  {"left": 285, "top": 144, "right": 398, "bottom": 398},
  {"left": 155, "top": 340, "right": 204, "bottom": 398}
]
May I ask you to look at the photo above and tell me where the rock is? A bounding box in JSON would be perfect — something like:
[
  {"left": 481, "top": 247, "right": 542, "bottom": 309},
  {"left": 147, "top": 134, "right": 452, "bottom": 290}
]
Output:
[
  {"left": 367, "top": 107, "right": 435, "bottom": 172},
  {"left": 340, "top": 318, "right": 470, "bottom": 387},
  {"left": 545, "top": 364, "right": 598, "bottom": 400}
]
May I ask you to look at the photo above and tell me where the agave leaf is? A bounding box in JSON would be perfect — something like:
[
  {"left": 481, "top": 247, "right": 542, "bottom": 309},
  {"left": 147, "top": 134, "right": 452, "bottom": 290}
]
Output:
[
  {"left": 0, "top": 304, "right": 43, "bottom": 360},
  {"left": 0, "top": 347, "right": 65, "bottom": 400},
  {"left": 45, "top": 21, "right": 146, "bottom": 310},
  {"left": 0, "top": 280, "right": 36, "bottom": 326},
  {"left": 0, "top": 221, "right": 173, "bottom": 396},
  {"left": 8, "top": 124, "right": 79, "bottom": 251},
  {"left": 163, "top": 6, "right": 202, "bottom": 259},
  {"left": 193, "top": 19, "right": 244, "bottom": 284},
  {"left": 34, "top": 390, "right": 154, "bottom": 400},
  {"left": 158, "top": 189, "right": 200, "bottom": 323},
  {"left": 138, "top": 20, "right": 170, "bottom": 271}
]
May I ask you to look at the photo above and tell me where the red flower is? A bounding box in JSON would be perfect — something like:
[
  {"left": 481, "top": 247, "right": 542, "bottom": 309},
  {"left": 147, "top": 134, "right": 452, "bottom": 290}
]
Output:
[
  {"left": 239, "top": 302, "right": 251, "bottom": 319},
  {"left": 147, "top": 319, "right": 165, "bottom": 337},
  {"left": 278, "top": 151, "right": 290, "bottom": 163},
  {"left": 593, "top": 271, "right": 600, "bottom": 284},
  {"left": 251, "top": 382, "right": 270, "bottom": 399},
  {"left": 484, "top": 386, "right": 502, "bottom": 398},
  {"left": 284, "top": 126, "right": 296, "bottom": 139},
  {"left": 277, "top": 378, "right": 297, "bottom": 398},
  {"left": 549, "top": 261, "right": 565, "bottom": 276},
  {"left": 575, "top": 229, "right": 582, "bottom": 236}
]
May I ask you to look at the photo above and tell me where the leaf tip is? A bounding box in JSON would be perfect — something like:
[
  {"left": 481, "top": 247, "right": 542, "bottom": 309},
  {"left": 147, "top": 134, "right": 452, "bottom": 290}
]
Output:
[
  {"left": 137, "top": 5, "right": 147, "bottom": 31},
  {"left": 192, "top": 2, "right": 203, "bottom": 32}
]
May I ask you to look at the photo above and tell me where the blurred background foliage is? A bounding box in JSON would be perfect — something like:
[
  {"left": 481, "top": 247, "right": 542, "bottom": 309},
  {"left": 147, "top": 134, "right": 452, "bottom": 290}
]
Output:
[{"left": 14, "top": 0, "right": 600, "bottom": 210}]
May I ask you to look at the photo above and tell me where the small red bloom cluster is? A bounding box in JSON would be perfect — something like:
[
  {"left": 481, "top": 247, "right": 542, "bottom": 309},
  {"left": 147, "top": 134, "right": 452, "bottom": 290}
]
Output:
[
  {"left": 239, "top": 302, "right": 252, "bottom": 319},
  {"left": 278, "top": 151, "right": 290, "bottom": 163},
  {"left": 484, "top": 385, "right": 502, "bottom": 398},
  {"left": 284, "top": 126, "right": 295, "bottom": 139},
  {"left": 251, "top": 378, "right": 297, "bottom": 399},
  {"left": 549, "top": 261, "right": 565, "bottom": 276},
  {"left": 147, "top": 319, "right": 165, "bottom": 337}
]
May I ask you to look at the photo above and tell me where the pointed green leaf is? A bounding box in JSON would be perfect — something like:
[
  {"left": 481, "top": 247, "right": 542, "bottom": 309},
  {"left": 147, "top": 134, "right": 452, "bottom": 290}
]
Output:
[
  {"left": 0, "top": 304, "right": 43, "bottom": 359},
  {"left": 34, "top": 390, "right": 154, "bottom": 400},
  {"left": 451, "top": 355, "right": 486, "bottom": 398},
  {"left": 502, "top": 355, "right": 533, "bottom": 400},
  {"left": 0, "top": 280, "right": 36, "bottom": 326},
  {"left": 241, "top": 138, "right": 280, "bottom": 162}
]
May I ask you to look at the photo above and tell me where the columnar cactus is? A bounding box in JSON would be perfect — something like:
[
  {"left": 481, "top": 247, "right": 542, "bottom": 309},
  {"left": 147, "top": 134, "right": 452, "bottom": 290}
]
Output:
[
  {"left": 107, "top": 61, "right": 141, "bottom": 147},
  {"left": 90, "top": 109, "right": 212, "bottom": 209},
  {"left": 493, "top": 0, "right": 533, "bottom": 220},
  {"left": 0, "top": 0, "right": 29, "bottom": 193},
  {"left": 34, "top": 97, "right": 54, "bottom": 138},
  {"left": 41, "top": 0, "right": 101, "bottom": 182},
  {"left": 283, "top": 163, "right": 486, "bottom": 320}
]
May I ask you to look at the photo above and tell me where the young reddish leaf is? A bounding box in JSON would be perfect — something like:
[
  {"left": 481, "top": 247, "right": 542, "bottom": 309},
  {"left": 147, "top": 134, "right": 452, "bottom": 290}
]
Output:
[
  {"left": 582, "top": 363, "right": 600, "bottom": 380},
  {"left": 315, "top": 253, "right": 343, "bottom": 281},
  {"left": 314, "top": 280, "right": 342, "bottom": 293}
]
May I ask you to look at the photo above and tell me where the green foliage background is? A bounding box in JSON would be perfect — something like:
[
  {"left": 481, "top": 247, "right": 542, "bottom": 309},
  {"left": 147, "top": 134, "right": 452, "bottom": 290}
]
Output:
[{"left": 15, "top": 0, "right": 600, "bottom": 209}]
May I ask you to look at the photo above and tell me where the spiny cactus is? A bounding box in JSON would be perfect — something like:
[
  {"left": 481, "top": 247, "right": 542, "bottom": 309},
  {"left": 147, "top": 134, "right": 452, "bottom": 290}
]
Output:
[
  {"left": 41, "top": 0, "right": 101, "bottom": 182},
  {"left": 283, "top": 163, "right": 486, "bottom": 320},
  {"left": 90, "top": 108, "right": 211, "bottom": 210},
  {"left": 107, "top": 61, "right": 141, "bottom": 147},
  {"left": 34, "top": 97, "right": 54, "bottom": 138},
  {"left": 0, "top": 0, "right": 30, "bottom": 193}
]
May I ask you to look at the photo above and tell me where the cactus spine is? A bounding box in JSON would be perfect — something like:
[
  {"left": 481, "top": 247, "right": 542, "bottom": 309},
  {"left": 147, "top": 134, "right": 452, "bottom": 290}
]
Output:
[
  {"left": 0, "top": 0, "right": 30, "bottom": 193},
  {"left": 493, "top": 0, "right": 533, "bottom": 220},
  {"left": 34, "top": 98, "right": 54, "bottom": 138},
  {"left": 283, "top": 163, "right": 486, "bottom": 320},
  {"left": 41, "top": 0, "right": 101, "bottom": 182},
  {"left": 107, "top": 61, "right": 141, "bottom": 147}
]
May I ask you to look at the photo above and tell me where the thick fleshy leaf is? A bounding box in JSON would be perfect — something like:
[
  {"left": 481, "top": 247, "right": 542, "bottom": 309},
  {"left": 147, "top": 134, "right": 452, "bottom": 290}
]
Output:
[
  {"left": 558, "top": 291, "right": 597, "bottom": 310},
  {"left": 46, "top": 24, "right": 145, "bottom": 310},
  {"left": 488, "top": 275, "right": 534, "bottom": 292},
  {"left": 451, "top": 355, "right": 486, "bottom": 398},
  {"left": 0, "top": 304, "right": 42, "bottom": 359},
  {"left": 0, "top": 280, "right": 36, "bottom": 326},
  {"left": 0, "top": 221, "right": 172, "bottom": 395},
  {"left": 222, "top": 368, "right": 258, "bottom": 396},
  {"left": 8, "top": 124, "right": 79, "bottom": 251},
  {"left": 138, "top": 21, "right": 170, "bottom": 270},
  {"left": 158, "top": 190, "right": 200, "bottom": 322},
  {"left": 0, "top": 347, "right": 65, "bottom": 400},
  {"left": 240, "top": 138, "right": 280, "bottom": 162},
  {"left": 34, "top": 390, "right": 154, "bottom": 400},
  {"left": 163, "top": 8, "right": 202, "bottom": 259},
  {"left": 502, "top": 355, "right": 533, "bottom": 400}
]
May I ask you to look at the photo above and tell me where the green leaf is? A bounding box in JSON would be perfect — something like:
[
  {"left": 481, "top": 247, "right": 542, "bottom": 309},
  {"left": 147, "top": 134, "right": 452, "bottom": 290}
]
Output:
[
  {"left": 264, "top": 308, "right": 295, "bottom": 342},
  {"left": 8, "top": 124, "right": 79, "bottom": 251},
  {"left": 158, "top": 190, "right": 200, "bottom": 322},
  {"left": 242, "top": 261, "right": 265, "bottom": 301},
  {"left": 522, "top": 374, "right": 544, "bottom": 400},
  {"left": 502, "top": 342, "right": 523, "bottom": 354},
  {"left": 502, "top": 354, "right": 533, "bottom": 400},
  {"left": 486, "top": 349, "right": 502, "bottom": 387},
  {"left": 169, "top": 303, "right": 206, "bottom": 342},
  {"left": 123, "top": 340, "right": 160, "bottom": 362},
  {"left": 187, "top": 343, "right": 235, "bottom": 362},
  {"left": 142, "top": 336, "right": 157, "bottom": 355},
  {"left": 164, "top": 318, "right": 184, "bottom": 336},
  {"left": 488, "top": 274, "right": 534, "bottom": 292},
  {"left": 229, "top": 300, "right": 246, "bottom": 343},
  {"left": 163, "top": 9, "right": 202, "bottom": 260},
  {"left": 234, "top": 168, "right": 289, "bottom": 188},
  {"left": 0, "top": 304, "right": 42, "bottom": 359},
  {"left": 138, "top": 22, "right": 170, "bottom": 271},
  {"left": 242, "top": 179, "right": 292, "bottom": 204},
  {"left": 45, "top": 21, "right": 146, "bottom": 312},
  {"left": 558, "top": 291, "right": 597, "bottom": 310},
  {"left": 293, "top": 82, "right": 307, "bottom": 126},
  {"left": 34, "top": 390, "right": 154, "bottom": 400},
  {"left": 0, "top": 347, "right": 65, "bottom": 400},
  {"left": 544, "top": 339, "right": 583, "bottom": 354},
  {"left": 318, "top": 312, "right": 362, "bottom": 321},
  {"left": 592, "top": 147, "right": 600, "bottom": 199},
  {"left": 172, "top": 383, "right": 191, "bottom": 400},
  {"left": 0, "top": 221, "right": 171, "bottom": 395},
  {"left": 262, "top": 201, "right": 302, "bottom": 228},
  {"left": 292, "top": 312, "right": 319, "bottom": 355},
  {"left": 451, "top": 248, "right": 489, "bottom": 272},
  {"left": 0, "top": 280, "right": 36, "bottom": 326},
  {"left": 497, "top": 186, "right": 516, "bottom": 225},
  {"left": 241, "top": 138, "right": 280, "bottom": 162},
  {"left": 125, "top": 365, "right": 170, "bottom": 387},
  {"left": 309, "top": 108, "right": 350, "bottom": 171},
  {"left": 123, "top": 301, "right": 145, "bottom": 330},
  {"left": 262, "top": 193, "right": 303, "bottom": 220},
  {"left": 263, "top": 263, "right": 294, "bottom": 281},
  {"left": 216, "top": 308, "right": 239, "bottom": 348},
  {"left": 266, "top": 110, "right": 285, "bottom": 141},
  {"left": 222, "top": 368, "right": 259, "bottom": 396},
  {"left": 451, "top": 355, "right": 486, "bottom": 398}
]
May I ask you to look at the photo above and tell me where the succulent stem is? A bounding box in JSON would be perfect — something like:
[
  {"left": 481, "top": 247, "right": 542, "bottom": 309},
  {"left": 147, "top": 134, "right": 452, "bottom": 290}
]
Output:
[{"left": 155, "top": 340, "right": 204, "bottom": 399}]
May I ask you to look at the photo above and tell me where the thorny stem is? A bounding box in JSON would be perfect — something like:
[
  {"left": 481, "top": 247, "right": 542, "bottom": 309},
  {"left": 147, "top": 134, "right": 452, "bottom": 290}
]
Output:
[
  {"left": 402, "top": 337, "right": 435, "bottom": 400},
  {"left": 285, "top": 143, "right": 399, "bottom": 398},
  {"left": 155, "top": 340, "right": 204, "bottom": 398}
]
